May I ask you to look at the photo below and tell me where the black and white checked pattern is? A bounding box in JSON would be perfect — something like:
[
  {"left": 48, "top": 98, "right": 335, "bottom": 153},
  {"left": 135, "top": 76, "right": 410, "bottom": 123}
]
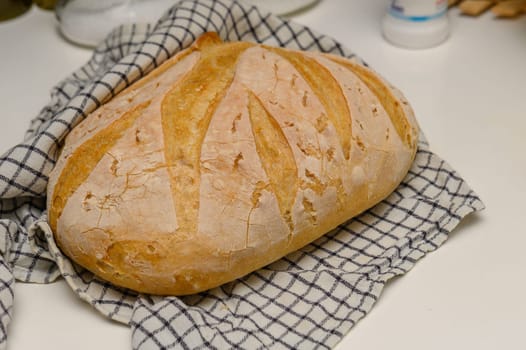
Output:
[{"left": 0, "top": 0, "right": 484, "bottom": 349}]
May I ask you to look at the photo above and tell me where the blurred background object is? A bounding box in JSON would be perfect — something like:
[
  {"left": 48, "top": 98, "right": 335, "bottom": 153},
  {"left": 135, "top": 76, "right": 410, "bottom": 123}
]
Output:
[
  {"left": 382, "top": 0, "right": 450, "bottom": 49},
  {"left": 451, "top": 0, "right": 526, "bottom": 17},
  {"left": 240, "top": 0, "right": 320, "bottom": 15},
  {"left": 54, "top": 0, "right": 323, "bottom": 47},
  {"left": 0, "top": 0, "right": 32, "bottom": 21},
  {"left": 33, "top": 0, "right": 57, "bottom": 10},
  {"left": 55, "top": 0, "right": 176, "bottom": 47},
  {"left": 0, "top": 0, "right": 57, "bottom": 22}
]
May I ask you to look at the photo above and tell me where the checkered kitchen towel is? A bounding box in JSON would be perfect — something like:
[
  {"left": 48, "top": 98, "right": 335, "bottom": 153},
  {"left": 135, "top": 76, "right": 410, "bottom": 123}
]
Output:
[{"left": 0, "top": 0, "right": 484, "bottom": 349}]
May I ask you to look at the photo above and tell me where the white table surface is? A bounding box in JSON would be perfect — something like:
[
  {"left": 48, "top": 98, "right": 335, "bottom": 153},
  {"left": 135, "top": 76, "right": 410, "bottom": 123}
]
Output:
[{"left": 1, "top": 1, "right": 525, "bottom": 349}]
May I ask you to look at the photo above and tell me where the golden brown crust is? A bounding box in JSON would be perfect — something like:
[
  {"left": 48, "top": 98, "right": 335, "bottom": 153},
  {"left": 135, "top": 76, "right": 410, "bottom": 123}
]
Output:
[{"left": 47, "top": 32, "right": 419, "bottom": 295}]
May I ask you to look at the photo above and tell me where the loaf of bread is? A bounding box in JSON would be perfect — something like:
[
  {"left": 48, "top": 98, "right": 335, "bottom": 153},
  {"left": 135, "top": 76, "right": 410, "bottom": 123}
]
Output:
[{"left": 47, "top": 33, "right": 419, "bottom": 295}]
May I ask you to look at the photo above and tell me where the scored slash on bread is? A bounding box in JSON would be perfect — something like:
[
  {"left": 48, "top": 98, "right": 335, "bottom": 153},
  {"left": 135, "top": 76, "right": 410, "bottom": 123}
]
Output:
[{"left": 47, "top": 33, "right": 419, "bottom": 295}]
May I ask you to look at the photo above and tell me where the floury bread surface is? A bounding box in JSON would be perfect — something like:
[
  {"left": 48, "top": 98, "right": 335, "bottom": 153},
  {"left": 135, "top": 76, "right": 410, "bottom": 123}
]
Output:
[{"left": 47, "top": 33, "right": 419, "bottom": 295}]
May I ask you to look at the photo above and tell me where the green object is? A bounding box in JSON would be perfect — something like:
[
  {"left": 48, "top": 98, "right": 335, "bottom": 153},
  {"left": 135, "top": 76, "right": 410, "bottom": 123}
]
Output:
[
  {"left": 0, "top": 0, "right": 32, "bottom": 21},
  {"left": 33, "top": 0, "right": 56, "bottom": 10}
]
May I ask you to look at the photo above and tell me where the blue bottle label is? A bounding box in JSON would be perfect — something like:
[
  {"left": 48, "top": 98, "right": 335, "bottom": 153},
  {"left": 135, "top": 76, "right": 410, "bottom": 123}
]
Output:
[{"left": 389, "top": 0, "right": 448, "bottom": 21}]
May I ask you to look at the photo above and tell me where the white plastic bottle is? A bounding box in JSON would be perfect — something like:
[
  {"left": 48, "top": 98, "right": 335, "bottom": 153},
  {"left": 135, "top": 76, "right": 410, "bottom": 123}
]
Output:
[{"left": 382, "top": 0, "right": 450, "bottom": 49}]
